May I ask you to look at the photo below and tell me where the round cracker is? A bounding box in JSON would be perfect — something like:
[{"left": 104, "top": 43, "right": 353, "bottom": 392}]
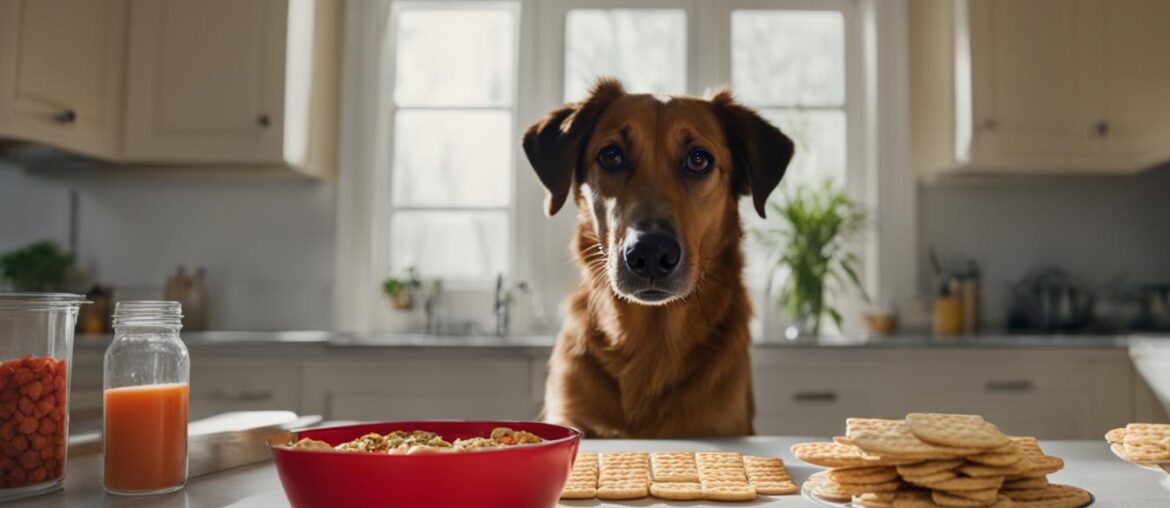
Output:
[{"left": 906, "top": 413, "right": 1011, "bottom": 450}]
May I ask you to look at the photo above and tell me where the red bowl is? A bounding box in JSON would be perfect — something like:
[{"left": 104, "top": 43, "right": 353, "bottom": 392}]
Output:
[{"left": 268, "top": 420, "right": 581, "bottom": 508}]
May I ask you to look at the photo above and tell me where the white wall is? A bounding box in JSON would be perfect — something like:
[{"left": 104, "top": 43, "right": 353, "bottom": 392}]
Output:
[
  {"left": 919, "top": 164, "right": 1170, "bottom": 330},
  {"left": 0, "top": 161, "right": 335, "bottom": 330}
]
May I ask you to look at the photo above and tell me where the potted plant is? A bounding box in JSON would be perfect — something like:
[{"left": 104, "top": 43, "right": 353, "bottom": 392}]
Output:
[
  {"left": 382, "top": 267, "right": 422, "bottom": 311},
  {"left": 753, "top": 181, "right": 867, "bottom": 337},
  {"left": 0, "top": 241, "right": 74, "bottom": 292}
]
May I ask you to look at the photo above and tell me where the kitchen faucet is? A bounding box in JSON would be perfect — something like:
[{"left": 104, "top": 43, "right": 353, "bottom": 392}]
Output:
[{"left": 494, "top": 274, "right": 532, "bottom": 337}]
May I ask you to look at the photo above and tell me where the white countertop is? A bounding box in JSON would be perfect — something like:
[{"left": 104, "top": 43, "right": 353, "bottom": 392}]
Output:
[{"left": 9, "top": 437, "right": 1169, "bottom": 507}]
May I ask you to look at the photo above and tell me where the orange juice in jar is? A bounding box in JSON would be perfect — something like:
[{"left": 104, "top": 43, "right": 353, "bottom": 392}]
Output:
[{"left": 103, "top": 302, "right": 189, "bottom": 495}]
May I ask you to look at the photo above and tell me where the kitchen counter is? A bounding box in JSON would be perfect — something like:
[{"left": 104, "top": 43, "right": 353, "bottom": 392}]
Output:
[
  {"left": 72, "top": 331, "right": 1165, "bottom": 350},
  {"left": 13, "top": 438, "right": 1168, "bottom": 507}
]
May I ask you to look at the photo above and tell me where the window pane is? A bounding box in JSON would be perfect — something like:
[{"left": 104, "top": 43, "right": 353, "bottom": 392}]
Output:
[
  {"left": 740, "top": 109, "right": 847, "bottom": 287},
  {"left": 392, "top": 110, "right": 511, "bottom": 208},
  {"left": 391, "top": 211, "right": 508, "bottom": 279},
  {"left": 564, "top": 9, "right": 686, "bottom": 101},
  {"left": 760, "top": 109, "right": 847, "bottom": 187},
  {"left": 732, "top": 10, "right": 845, "bottom": 107},
  {"left": 394, "top": 8, "right": 515, "bottom": 107}
]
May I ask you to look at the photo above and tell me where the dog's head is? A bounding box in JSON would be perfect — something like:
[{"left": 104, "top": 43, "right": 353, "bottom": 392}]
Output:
[{"left": 522, "top": 79, "right": 794, "bottom": 305}]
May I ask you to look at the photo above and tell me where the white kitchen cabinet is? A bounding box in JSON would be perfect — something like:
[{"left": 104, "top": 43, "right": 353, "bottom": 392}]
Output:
[
  {"left": 301, "top": 352, "right": 536, "bottom": 422},
  {"left": 188, "top": 357, "right": 302, "bottom": 420},
  {"left": 0, "top": 0, "right": 126, "bottom": 159},
  {"left": 910, "top": 0, "right": 1170, "bottom": 177},
  {"left": 124, "top": 0, "right": 287, "bottom": 164}
]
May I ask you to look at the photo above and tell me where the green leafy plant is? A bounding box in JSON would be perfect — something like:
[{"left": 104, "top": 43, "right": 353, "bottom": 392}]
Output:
[
  {"left": 753, "top": 181, "right": 867, "bottom": 335},
  {"left": 382, "top": 267, "right": 422, "bottom": 310},
  {"left": 0, "top": 241, "right": 74, "bottom": 292}
]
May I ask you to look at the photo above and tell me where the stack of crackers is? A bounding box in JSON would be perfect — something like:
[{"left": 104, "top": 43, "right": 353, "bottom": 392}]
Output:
[
  {"left": 560, "top": 450, "right": 798, "bottom": 502},
  {"left": 1106, "top": 423, "right": 1170, "bottom": 469},
  {"left": 792, "top": 413, "right": 1091, "bottom": 508}
]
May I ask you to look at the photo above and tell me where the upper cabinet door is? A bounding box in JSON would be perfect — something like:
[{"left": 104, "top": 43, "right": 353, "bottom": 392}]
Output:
[
  {"left": 1101, "top": 0, "right": 1170, "bottom": 166},
  {"left": 123, "top": 0, "right": 287, "bottom": 164},
  {"left": 0, "top": 0, "right": 126, "bottom": 159},
  {"left": 966, "top": 0, "right": 1103, "bottom": 167}
]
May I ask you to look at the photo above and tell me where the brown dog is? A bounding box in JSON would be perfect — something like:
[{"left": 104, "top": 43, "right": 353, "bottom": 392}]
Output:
[{"left": 522, "top": 79, "right": 794, "bottom": 438}]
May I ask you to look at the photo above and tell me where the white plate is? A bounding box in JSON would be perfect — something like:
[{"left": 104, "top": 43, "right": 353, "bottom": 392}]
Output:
[{"left": 799, "top": 480, "right": 1095, "bottom": 507}]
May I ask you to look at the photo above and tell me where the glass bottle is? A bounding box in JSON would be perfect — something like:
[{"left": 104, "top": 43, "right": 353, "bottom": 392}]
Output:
[{"left": 103, "top": 301, "right": 189, "bottom": 495}]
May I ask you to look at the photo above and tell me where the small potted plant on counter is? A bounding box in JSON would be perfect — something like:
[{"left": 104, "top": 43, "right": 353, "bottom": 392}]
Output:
[
  {"left": 382, "top": 267, "right": 422, "bottom": 311},
  {"left": 754, "top": 180, "right": 867, "bottom": 338},
  {"left": 0, "top": 240, "right": 74, "bottom": 292}
]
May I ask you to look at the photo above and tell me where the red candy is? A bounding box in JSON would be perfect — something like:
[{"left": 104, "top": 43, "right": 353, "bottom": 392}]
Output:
[{"left": 0, "top": 356, "right": 67, "bottom": 488}]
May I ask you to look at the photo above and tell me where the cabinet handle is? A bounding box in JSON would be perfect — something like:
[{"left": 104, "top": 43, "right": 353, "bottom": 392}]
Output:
[
  {"left": 210, "top": 388, "right": 274, "bottom": 402},
  {"left": 983, "top": 380, "right": 1033, "bottom": 393},
  {"left": 53, "top": 109, "right": 77, "bottom": 124},
  {"left": 1094, "top": 121, "right": 1109, "bottom": 137},
  {"left": 793, "top": 391, "right": 838, "bottom": 403},
  {"left": 257, "top": 113, "right": 271, "bottom": 128}
]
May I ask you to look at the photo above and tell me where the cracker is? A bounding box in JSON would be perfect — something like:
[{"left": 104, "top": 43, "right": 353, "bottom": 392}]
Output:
[
  {"left": 855, "top": 491, "right": 898, "bottom": 508},
  {"left": 649, "top": 481, "right": 702, "bottom": 500},
  {"left": 902, "top": 470, "right": 959, "bottom": 486},
  {"left": 932, "top": 489, "right": 996, "bottom": 507},
  {"left": 1002, "top": 484, "right": 1091, "bottom": 507},
  {"left": 847, "top": 418, "right": 981, "bottom": 457},
  {"left": 808, "top": 474, "right": 853, "bottom": 503},
  {"left": 743, "top": 456, "right": 798, "bottom": 495},
  {"left": 966, "top": 451, "right": 1022, "bottom": 467},
  {"left": 917, "top": 475, "right": 1004, "bottom": 491},
  {"left": 956, "top": 462, "right": 1018, "bottom": 478},
  {"left": 907, "top": 413, "right": 1010, "bottom": 450},
  {"left": 1123, "top": 423, "right": 1170, "bottom": 464},
  {"left": 792, "top": 442, "right": 874, "bottom": 468},
  {"left": 650, "top": 452, "right": 699, "bottom": 482},
  {"left": 829, "top": 466, "right": 899, "bottom": 484},
  {"left": 1104, "top": 427, "right": 1126, "bottom": 445},
  {"left": 1003, "top": 477, "right": 1049, "bottom": 490},
  {"left": 696, "top": 451, "right": 755, "bottom": 501},
  {"left": 561, "top": 452, "right": 599, "bottom": 499},
  {"left": 701, "top": 479, "right": 757, "bottom": 501},
  {"left": 597, "top": 452, "right": 648, "bottom": 500},
  {"left": 942, "top": 488, "right": 999, "bottom": 503},
  {"left": 897, "top": 459, "right": 964, "bottom": 477}
]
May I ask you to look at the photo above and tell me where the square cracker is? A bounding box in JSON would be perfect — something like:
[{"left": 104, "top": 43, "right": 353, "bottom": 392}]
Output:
[
  {"left": 597, "top": 452, "right": 649, "bottom": 500},
  {"left": 650, "top": 452, "right": 699, "bottom": 482},
  {"left": 649, "top": 481, "right": 702, "bottom": 501},
  {"left": 1123, "top": 423, "right": 1170, "bottom": 464},
  {"left": 743, "top": 456, "right": 798, "bottom": 495}
]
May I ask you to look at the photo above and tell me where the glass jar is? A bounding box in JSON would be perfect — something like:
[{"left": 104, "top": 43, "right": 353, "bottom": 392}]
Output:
[
  {"left": 103, "top": 301, "right": 189, "bottom": 495},
  {"left": 0, "top": 293, "right": 88, "bottom": 501}
]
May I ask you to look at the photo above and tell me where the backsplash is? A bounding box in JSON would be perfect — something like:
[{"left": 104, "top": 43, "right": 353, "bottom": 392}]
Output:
[
  {"left": 0, "top": 161, "right": 335, "bottom": 330},
  {"left": 919, "top": 163, "right": 1170, "bottom": 331}
]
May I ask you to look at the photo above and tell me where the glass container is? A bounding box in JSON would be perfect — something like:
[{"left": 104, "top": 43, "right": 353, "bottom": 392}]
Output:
[
  {"left": 0, "top": 293, "right": 88, "bottom": 501},
  {"left": 103, "top": 301, "right": 189, "bottom": 495}
]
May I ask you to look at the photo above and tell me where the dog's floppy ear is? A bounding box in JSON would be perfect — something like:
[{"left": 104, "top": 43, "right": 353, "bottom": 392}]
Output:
[
  {"left": 709, "top": 90, "right": 795, "bottom": 218},
  {"left": 522, "top": 79, "right": 624, "bottom": 216}
]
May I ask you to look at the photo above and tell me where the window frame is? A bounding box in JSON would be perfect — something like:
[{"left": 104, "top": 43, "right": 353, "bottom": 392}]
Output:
[{"left": 381, "top": 0, "right": 522, "bottom": 287}]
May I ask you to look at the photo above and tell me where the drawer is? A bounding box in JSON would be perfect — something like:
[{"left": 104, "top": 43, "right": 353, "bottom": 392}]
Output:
[{"left": 189, "top": 361, "right": 301, "bottom": 420}]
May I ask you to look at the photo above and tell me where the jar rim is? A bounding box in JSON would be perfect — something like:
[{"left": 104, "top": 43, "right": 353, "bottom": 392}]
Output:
[
  {"left": 0, "top": 293, "right": 90, "bottom": 311},
  {"left": 113, "top": 300, "right": 183, "bottom": 327}
]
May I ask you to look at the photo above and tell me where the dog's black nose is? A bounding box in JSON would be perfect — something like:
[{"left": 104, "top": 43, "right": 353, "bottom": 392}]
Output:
[{"left": 622, "top": 233, "right": 681, "bottom": 280}]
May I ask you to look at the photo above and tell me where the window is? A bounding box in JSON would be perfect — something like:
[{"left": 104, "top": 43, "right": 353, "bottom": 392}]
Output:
[
  {"left": 730, "top": 8, "right": 855, "bottom": 287},
  {"left": 563, "top": 9, "right": 687, "bottom": 101},
  {"left": 386, "top": 3, "right": 518, "bottom": 281},
  {"left": 339, "top": 0, "right": 894, "bottom": 334}
]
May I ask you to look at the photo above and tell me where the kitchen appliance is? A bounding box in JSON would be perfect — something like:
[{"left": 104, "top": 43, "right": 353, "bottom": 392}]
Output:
[
  {"left": 268, "top": 420, "right": 581, "bottom": 508},
  {"left": 1006, "top": 268, "right": 1093, "bottom": 333},
  {"left": 0, "top": 293, "right": 88, "bottom": 501}
]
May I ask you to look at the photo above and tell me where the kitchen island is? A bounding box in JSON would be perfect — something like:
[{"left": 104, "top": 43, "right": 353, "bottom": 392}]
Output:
[{"left": 11, "top": 438, "right": 1168, "bottom": 507}]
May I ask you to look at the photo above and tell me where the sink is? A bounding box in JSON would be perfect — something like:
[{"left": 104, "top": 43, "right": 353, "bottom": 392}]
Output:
[{"left": 1129, "top": 336, "right": 1170, "bottom": 415}]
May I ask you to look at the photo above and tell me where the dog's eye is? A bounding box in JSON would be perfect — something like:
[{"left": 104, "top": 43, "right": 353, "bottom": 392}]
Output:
[
  {"left": 597, "top": 145, "right": 626, "bottom": 172},
  {"left": 683, "top": 148, "right": 714, "bottom": 175}
]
